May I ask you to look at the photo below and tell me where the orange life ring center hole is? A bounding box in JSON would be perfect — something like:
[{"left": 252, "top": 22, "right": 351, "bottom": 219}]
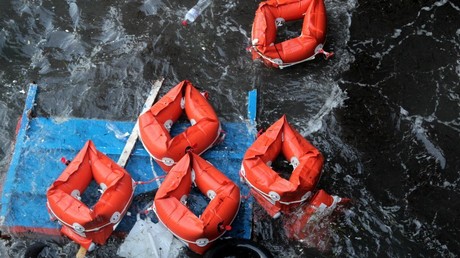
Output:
[{"left": 273, "top": 18, "right": 303, "bottom": 45}]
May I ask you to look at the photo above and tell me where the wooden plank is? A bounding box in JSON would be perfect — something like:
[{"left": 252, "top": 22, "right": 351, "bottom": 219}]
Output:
[
  {"left": 117, "top": 78, "right": 164, "bottom": 168},
  {"left": 0, "top": 83, "right": 37, "bottom": 219}
]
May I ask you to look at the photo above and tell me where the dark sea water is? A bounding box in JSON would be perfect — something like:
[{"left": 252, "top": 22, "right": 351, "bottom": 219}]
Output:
[{"left": 0, "top": 0, "right": 459, "bottom": 257}]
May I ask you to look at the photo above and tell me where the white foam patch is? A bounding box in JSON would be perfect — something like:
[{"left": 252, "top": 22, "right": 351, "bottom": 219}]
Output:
[
  {"left": 98, "top": 7, "right": 126, "bottom": 44},
  {"left": 456, "top": 58, "right": 460, "bottom": 78},
  {"left": 412, "top": 116, "right": 446, "bottom": 169},
  {"left": 45, "top": 31, "right": 85, "bottom": 58},
  {"left": 400, "top": 107, "right": 447, "bottom": 169},
  {"left": 303, "top": 84, "right": 348, "bottom": 135},
  {"left": 68, "top": 1, "right": 80, "bottom": 31},
  {"left": 140, "top": 0, "right": 162, "bottom": 16}
]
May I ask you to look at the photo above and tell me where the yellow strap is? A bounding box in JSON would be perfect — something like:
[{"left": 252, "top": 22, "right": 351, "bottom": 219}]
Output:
[{"left": 76, "top": 246, "right": 87, "bottom": 258}]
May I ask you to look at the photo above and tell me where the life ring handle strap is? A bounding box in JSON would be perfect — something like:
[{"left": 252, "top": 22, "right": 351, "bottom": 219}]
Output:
[
  {"left": 143, "top": 122, "right": 223, "bottom": 167},
  {"left": 46, "top": 188, "right": 134, "bottom": 233},
  {"left": 240, "top": 171, "right": 310, "bottom": 205},
  {"left": 152, "top": 204, "right": 230, "bottom": 247},
  {"left": 166, "top": 228, "right": 223, "bottom": 247},
  {"left": 47, "top": 204, "right": 113, "bottom": 233},
  {"left": 251, "top": 46, "right": 333, "bottom": 69},
  {"left": 152, "top": 193, "right": 241, "bottom": 248}
]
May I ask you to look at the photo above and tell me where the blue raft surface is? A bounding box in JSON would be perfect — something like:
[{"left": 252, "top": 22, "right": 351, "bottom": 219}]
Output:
[{"left": 0, "top": 83, "right": 258, "bottom": 242}]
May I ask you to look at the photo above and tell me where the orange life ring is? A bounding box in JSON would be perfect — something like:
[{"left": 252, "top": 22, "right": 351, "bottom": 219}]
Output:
[
  {"left": 153, "top": 152, "right": 240, "bottom": 254},
  {"left": 138, "top": 80, "right": 222, "bottom": 172},
  {"left": 240, "top": 115, "right": 323, "bottom": 218},
  {"left": 284, "top": 189, "right": 350, "bottom": 240},
  {"left": 46, "top": 140, "right": 134, "bottom": 250},
  {"left": 250, "top": 0, "right": 332, "bottom": 69}
]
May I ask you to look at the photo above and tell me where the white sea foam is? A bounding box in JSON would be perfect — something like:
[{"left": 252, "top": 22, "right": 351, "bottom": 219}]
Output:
[
  {"left": 303, "top": 84, "right": 348, "bottom": 135},
  {"left": 68, "top": 1, "right": 80, "bottom": 31},
  {"left": 140, "top": 0, "right": 163, "bottom": 16},
  {"left": 400, "top": 107, "right": 447, "bottom": 169},
  {"left": 412, "top": 116, "right": 446, "bottom": 169}
]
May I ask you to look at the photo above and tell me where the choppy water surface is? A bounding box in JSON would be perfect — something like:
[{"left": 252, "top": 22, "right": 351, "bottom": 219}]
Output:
[{"left": 0, "top": 0, "right": 459, "bottom": 257}]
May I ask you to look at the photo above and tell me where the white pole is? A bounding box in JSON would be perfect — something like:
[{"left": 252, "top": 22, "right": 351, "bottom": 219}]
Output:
[{"left": 117, "top": 78, "right": 164, "bottom": 167}]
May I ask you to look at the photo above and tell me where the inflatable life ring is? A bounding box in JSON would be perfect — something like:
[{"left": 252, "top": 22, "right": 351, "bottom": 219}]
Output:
[
  {"left": 250, "top": 0, "right": 333, "bottom": 69},
  {"left": 46, "top": 140, "right": 134, "bottom": 250},
  {"left": 240, "top": 115, "right": 323, "bottom": 218},
  {"left": 138, "top": 80, "right": 222, "bottom": 172},
  {"left": 153, "top": 152, "right": 240, "bottom": 255},
  {"left": 284, "top": 189, "right": 350, "bottom": 240}
]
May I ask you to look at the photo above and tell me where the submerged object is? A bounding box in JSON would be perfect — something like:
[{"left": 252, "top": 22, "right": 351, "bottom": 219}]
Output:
[
  {"left": 283, "top": 189, "right": 350, "bottom": 241},
  {"left": 204, "top": 238, "right": 274, "bottom": 258},
  {"left": 250, "top": 0, "right": 333, "bottom": 69},
  {"left": 46, "top": 140, "right": 134, "bottom": 250},
  {"left": 153, "top": 152, "right": 240, "bottom": 255},
  {"left": 240, "top": 115, "right": 323, "bottom": 218},
  {"left": 138, "top": 80, "right": 222, "bottom": 172},
  {"left": 282, "top": 189, "right": 350, "bottom": 252}
]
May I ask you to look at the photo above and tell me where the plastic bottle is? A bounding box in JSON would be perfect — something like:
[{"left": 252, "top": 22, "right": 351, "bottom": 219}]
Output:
[{"left": 182, "top": 0, "right": 212, "bottom": 26}]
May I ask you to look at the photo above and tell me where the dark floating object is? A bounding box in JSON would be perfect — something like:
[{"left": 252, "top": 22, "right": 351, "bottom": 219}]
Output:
[{"left": 204, "top": 238, "right": 273, "bottom": 258}]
